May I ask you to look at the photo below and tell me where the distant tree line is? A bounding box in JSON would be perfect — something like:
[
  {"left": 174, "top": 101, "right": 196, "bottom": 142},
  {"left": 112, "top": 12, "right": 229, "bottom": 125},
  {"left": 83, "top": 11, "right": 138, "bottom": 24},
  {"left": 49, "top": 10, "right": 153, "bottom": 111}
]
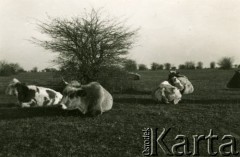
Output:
[
  {"left": 41, "top": 68, "right": 58, "bottom": 72},
  {"left": 0, "top": 60, "right": 61, "bottom": 76},
  {"left": 0, "top": 60, "right": 25, "bottom": 76},
  {"left": 1, "top": 56, "right": 238, "bottom": 77},
  {"left": 124, "top": 56, "right": 239, "bottom": 71}
]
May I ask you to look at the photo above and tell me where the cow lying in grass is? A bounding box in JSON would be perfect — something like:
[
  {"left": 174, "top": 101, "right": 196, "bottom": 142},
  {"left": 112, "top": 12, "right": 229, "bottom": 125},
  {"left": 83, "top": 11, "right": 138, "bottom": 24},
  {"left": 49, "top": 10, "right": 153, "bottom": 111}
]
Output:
[
  {"left": 60, "top": 80, "right": 113, "bottom": 116},
  {"left": 168, "top": 70, "right": 194, "bottom": 94},
  {"left": 152, "top": 81, "right": 182, "bottom": 105},
  {"left": 5, "top": 78, "right": 63, "bottom": 108},
  {"left": 128, "top": 72, "right": 141, "bottom": 80}
]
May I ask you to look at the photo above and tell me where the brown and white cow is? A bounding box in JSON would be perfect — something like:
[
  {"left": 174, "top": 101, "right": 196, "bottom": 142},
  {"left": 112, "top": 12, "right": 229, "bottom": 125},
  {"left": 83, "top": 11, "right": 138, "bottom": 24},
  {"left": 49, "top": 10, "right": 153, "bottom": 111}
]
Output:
[
  {"left": 152, "top": 81, "right": 182, "bottom": 104},
  {"left": 5, "top": 78, "right": 63, "bottom": 108},
  {"left": 168, "top": 70, "right": 194, "bottom": 94},
  {"left": 60, "top": 81, "right": 113, "bottom": 116}
]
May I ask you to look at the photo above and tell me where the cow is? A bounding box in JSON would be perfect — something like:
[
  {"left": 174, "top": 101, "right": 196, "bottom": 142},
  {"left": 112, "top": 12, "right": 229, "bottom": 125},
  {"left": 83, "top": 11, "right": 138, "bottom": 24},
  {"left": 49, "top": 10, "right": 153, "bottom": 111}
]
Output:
[
  {"left": 168, "top": 70, "right": 194, "bottom": 94},
  {"left": 152, "top": 81, "right": 182, "bottom": 105},
  {"left": 59, "top": 81, "right": 113, "bottom": 116},
  {"left": 5, "top": 78, "right": 63, "bottom": 108},
  {"left": 128, "top": 72, "right": 141, "bottom": 80}
]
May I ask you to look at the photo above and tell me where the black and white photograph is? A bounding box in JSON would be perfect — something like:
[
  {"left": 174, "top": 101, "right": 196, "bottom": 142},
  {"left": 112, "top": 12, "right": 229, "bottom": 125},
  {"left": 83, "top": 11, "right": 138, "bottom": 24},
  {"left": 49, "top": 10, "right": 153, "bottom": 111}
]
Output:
[{"left": 1, "top": 0, "right": 240, "bottom": 156}]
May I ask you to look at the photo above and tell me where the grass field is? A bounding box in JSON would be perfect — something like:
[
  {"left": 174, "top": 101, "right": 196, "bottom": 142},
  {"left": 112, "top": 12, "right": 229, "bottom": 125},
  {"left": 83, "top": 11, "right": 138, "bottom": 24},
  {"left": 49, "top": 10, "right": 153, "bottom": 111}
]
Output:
[{"left": 0, "top": 70, "right": 240, "bottom": 156}]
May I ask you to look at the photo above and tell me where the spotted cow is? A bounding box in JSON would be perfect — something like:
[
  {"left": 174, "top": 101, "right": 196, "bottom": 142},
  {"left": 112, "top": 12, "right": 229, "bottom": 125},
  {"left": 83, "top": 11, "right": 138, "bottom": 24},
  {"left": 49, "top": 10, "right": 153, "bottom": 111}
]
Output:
[{"left": 5, "top": 78, "right": 63, "bottom": 108}]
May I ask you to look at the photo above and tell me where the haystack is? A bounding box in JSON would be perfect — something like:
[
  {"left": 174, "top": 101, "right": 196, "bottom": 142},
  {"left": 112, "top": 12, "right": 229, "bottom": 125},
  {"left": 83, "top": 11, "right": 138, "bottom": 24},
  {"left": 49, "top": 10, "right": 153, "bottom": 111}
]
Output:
[{"left": 227, "top": 70, "right": 240, "bottom": 88}]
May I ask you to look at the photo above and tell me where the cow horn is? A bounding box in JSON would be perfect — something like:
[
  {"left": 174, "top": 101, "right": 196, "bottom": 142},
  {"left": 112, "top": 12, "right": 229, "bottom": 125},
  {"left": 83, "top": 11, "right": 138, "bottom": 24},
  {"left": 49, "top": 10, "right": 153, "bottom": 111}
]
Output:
[{"left": 62, "top": 77, "right": 69, "bottom": 85}]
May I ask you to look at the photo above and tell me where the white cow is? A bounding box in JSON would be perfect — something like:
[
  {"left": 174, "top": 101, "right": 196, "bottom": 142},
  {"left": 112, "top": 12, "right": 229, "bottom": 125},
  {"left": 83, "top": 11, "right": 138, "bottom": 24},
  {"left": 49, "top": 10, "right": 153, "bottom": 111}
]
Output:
[
  {"left": 152, "top": 81, "right": 182, "bottom": 105},
  {"left": 5, "top": 78, "right": 63, "bottom": 108},
  {"left": 60, "top": 81, "right": 113, "bottom": 116}
]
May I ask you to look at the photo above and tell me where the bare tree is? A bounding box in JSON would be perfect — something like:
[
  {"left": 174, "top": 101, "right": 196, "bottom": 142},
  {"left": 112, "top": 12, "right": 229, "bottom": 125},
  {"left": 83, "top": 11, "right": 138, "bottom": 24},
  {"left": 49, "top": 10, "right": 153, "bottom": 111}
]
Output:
[
  {"left": 32, "top": 9, "right": 138, "bottom": 83},
  {"left": 218, "top": 57, "right": 234, "bottom": 69}
]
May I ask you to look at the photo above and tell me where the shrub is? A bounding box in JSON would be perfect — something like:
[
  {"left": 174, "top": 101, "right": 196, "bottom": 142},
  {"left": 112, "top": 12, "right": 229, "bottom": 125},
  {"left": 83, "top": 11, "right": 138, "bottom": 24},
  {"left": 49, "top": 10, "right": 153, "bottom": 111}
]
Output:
[
  {"left": 210, "top": 62, "right": 216, "bottom": 69},
  {"left": 164, "top": 63, "right": 171, "bottom": 70},
  {"left": 185, "top": 61, "right": 195, "bottom": 69},
  {"left": 178, "top": 64, "right": 186, "bottom": 69},
  {"left": 0, "top": 61, "right": 25, "bottom": 76},
  {"left": 196, "top": 61, "right": 203, "bottom": 69},
  {"left": 218, "top": 57, "right": 234, "bottom": 69},
  {"left": 138, "top": 64, "right": 148, "bottom": 70},
  {"left": 124, "top": 59, "right": 138, "bottom": 71}
]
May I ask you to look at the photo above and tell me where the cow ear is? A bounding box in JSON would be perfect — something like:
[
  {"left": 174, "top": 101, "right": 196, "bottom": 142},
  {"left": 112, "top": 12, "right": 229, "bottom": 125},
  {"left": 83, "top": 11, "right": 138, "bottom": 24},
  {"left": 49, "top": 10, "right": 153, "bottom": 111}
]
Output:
[{"left": 76, "top": 89, "right": 87, "bottom": 97}]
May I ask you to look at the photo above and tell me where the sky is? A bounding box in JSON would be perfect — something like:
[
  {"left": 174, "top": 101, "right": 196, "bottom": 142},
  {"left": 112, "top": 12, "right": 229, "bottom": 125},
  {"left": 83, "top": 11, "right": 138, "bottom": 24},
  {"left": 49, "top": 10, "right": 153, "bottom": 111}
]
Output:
[{"left": 1, "top": 0, "right": 240, "bottom": 70}]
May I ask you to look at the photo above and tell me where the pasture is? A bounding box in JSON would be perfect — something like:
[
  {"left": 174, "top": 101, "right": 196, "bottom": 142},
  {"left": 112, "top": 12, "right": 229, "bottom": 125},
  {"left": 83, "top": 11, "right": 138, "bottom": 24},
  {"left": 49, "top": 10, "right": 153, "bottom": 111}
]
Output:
[{"left": 0, "top": 70, "right": 240, "bottom": 156}]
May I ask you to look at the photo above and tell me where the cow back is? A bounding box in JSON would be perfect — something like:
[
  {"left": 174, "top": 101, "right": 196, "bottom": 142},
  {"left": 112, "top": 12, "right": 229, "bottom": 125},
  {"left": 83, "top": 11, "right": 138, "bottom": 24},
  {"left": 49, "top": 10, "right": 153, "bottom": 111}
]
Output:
[
  {"left": 82, "top": 82, "right": 113, "bottom": 114},
  {"left": 177, "top": 77, "right": 194, "bottom": 94}
]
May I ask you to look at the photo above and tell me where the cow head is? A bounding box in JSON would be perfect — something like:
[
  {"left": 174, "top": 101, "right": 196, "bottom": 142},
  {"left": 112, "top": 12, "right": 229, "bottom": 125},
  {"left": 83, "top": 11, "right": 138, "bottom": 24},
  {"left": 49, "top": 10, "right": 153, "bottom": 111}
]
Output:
[
  {"left": 168, "top": 70, "right": 184, "bottom": 91},
  {"left": 15, "top": 83, "right": 35, "bottom": 103},
  {"left": 60, "top": 80, "right": 87, "bottom": 110},
  {"left": 168, "top": 70, "right": 182, "bottom": 81},
  {"left": 5, "top": 78, "right": 20, "bottom": 96},
  {"left": 6, "top": 78, "right": 36, "bottom": 107}
]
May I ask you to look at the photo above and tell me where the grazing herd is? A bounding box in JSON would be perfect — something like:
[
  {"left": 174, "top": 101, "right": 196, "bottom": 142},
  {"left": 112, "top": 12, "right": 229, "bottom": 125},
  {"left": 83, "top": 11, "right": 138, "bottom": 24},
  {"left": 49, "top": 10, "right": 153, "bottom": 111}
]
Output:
[{"left": 5, "top": 70, "right": 193, "bottom": 116}]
